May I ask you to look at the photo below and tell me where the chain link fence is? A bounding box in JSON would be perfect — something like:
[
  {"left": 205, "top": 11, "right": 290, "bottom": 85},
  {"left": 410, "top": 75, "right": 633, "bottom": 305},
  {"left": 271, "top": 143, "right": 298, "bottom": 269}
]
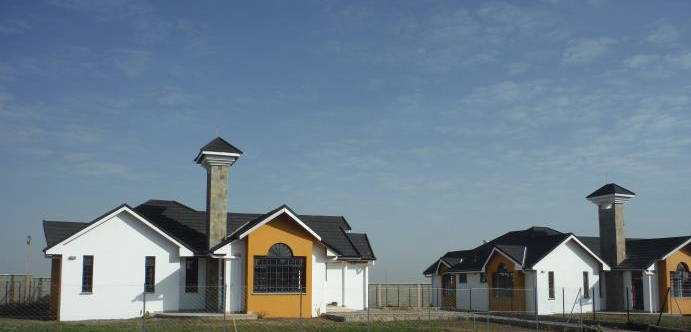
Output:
[{"left": 1, "top": 285, "right": 690, "bottom": 331}]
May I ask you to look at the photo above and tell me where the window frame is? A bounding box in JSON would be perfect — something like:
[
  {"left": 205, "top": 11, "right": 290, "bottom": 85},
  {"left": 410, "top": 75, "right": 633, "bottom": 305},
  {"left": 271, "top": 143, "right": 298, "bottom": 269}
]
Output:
[
  {"left": 548, "top": 271, "right": 555, "bottom": 300},
  {"left": 185, "top": 257, "right": 199, "bottom": 293},
  {"left": 253, "top": 243, "right": 306, "bottom": 294},
  {"left": 480, "top": 272, "right": 487, "bottom": 284},
  {"left": 144, "top": 256, "right": 155, "bottom": 293},
  {"left": 81, "top": 255, "right": 93, "bottom": 293},
  {"left": 671, "top": 262, "right": 691, "bottom": 298}
]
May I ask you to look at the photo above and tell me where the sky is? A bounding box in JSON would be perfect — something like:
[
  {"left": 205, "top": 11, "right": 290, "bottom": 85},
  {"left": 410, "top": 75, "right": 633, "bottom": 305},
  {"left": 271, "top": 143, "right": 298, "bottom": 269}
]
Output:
[{"left": 1, "top": 0, "right": 691, "bottom": 283}]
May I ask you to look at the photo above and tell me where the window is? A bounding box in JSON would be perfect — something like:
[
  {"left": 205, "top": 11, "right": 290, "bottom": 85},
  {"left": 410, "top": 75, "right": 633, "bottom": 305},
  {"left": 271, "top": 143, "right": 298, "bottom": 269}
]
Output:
[
  {"left": 442, "top": 274, "right": 454, "bottom": 296},
  {"left": 583, "top": 272, "right": 590, "bottom": 299},
  {"left": 144, "top": 256, "right": 155, "bottom": 293},
  {"left": 671, "top": 262, "right": 691, "bottom": 298},
  {"left": 493, "top": 263, "right": 514, "bottom": 298},
  {"left": 254, "top": 243, "right": 306, "bottom": 293},
  {"left": 81, "top": 255, "right": 93, "bottom": 293},
  {"left": 598, "top": 271, "right": 603, "bottom": 298},
  {"left": 548, "top": 271, "right": 555, "bottom": 299},
  {"left": 185, "top": 258, "right": 198, "bottom": 293},
  {"left": 458, "top": 273, "right": 468, "bottom": 284},
  {"left": 480, "top": 272, "right": 487, "bottom": 284}
]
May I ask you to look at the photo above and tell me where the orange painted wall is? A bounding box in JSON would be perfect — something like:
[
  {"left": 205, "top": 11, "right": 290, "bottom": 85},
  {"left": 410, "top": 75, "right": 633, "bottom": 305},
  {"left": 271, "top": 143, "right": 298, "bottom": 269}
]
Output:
[
  {"left": 245, "top": 213, "right": 314, "bottom": 318},
  {"left": 657, "top": 244, "right": 691, "bottom": 315},
  {"left": 486, "top": 252, "right": 525, "bottom": 312},
  {"left": 439, "top": 265, "right": 456, "bottom": 308}
]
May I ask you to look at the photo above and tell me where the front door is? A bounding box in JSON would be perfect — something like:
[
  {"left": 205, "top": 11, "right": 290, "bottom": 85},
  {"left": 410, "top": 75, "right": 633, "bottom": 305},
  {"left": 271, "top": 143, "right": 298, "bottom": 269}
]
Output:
[{"left": 631, "top": 272, "right": 644, "bottom": 310}]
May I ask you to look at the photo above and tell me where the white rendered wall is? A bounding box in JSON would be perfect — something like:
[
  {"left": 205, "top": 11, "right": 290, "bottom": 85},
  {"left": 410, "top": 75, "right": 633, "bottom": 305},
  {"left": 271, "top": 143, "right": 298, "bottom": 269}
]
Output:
[
  {"left": 532, "top": 239, "right": 601, "bottom": 315},
  {"left": 431, "top": 275, "right": 441, "bottom": 307},
  {"left": 178, "top": 257, "right": 207, "bottom": 310},
  {"left": 344, "top": 262, "right": 367, "bottom": 309},
  {"left": 456, "top": 273, "right": 489, "bottom": 311},
  {"left": 311, "top": 244, "right": 327, "bottom": 316},
  {"left": 57, "top": 211, "right": 182, "bottom": 321},
  {"left": 223, "top": 238, "right": 246, "bottom": 313},
  {"left": 642, "top": 268, "right": 658, "bottom": 313},
  {"left": 325, "top": 262, "right": 343, "bottom": 306}
]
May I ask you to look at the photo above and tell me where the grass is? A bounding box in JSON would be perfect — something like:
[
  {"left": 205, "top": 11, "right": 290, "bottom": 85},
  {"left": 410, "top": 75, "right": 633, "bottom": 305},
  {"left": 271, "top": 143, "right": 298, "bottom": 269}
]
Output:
[
  {"left": 559, "top": 312, "right": 691, "bottom": 330},
  {"left": 0, "top": 317, "right": 536, "bottom": 332}
]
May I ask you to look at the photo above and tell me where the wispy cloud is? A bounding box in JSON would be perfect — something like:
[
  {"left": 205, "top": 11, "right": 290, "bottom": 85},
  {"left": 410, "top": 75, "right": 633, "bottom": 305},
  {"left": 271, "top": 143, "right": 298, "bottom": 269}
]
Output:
[
  {"left": 645, "top": 22, "right": 682, "bottom": 45},
  {"left": 0, "top": 19, "right": 30, "bottom": 34},
  {"left": 562, "top": 37, "right": 617, "bottom": 64}
]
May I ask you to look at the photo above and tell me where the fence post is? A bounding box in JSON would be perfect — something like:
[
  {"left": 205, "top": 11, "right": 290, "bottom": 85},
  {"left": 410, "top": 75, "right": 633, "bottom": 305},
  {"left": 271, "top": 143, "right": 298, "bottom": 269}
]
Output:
[
  {"left": 377, "top": 284, "right": 381, "bottom": 307},
  {"left": 592, "top": 288, "right": 596, "bottom": 320},
  {"left": 626, "top": 287, "right": 630, "bottom": 324},
  {"left": 141, "top": 289, "right": 146, "bottom": 332},
  {"left": 417, "top": 284, "right": 422, "bottom": 307},
  {"left": 562, "top": 287, "right": 565, "bottom": 318},
  {"left": 657, "top": 287, "right": 671, "bottom": 326},
  {"left": 579, "top": 288, "right": 583, "bottom": 332},
  {"left": 534, "top": 287, "right": 539, "bottom": 330},
  {"left": 397, "top": 287, "right": 400, "bottom": 307},
  {"left": 469, "top": 288, "right": 472, "bottom": 311}
]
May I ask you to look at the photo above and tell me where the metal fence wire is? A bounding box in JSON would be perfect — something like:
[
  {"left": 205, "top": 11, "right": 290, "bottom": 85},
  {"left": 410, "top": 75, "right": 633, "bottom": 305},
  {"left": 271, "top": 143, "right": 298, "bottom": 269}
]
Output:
[{"left": 1, "top": 285, "right": 690, "bottom": 331}]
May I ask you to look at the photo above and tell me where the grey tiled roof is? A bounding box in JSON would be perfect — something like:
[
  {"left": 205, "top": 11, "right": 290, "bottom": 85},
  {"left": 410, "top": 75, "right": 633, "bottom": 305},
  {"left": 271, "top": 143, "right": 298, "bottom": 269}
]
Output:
[
  {"left": 578, "top": 236, "right": 691, "bottom": 270},
  {"left": 586, "top": 183, "right": 635, "bottom": 198},
  {"left": 199, "top": 137, "right": 243, "bottom": 155},
  {"left": 43, "top": 199, "right": 375, "bottom": 261}
]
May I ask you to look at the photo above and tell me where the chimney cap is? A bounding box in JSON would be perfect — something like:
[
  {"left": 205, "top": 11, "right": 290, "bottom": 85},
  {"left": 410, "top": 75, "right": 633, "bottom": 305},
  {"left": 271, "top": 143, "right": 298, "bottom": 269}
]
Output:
[
  {"left": 194, "top": 137, "right": 243, "bottom": 164},
  {"left": 586, "top": 183, "right": 635, "bottom": 199},
  {"left": 586, "top": 183, "right": 635, "bottom": 208}
]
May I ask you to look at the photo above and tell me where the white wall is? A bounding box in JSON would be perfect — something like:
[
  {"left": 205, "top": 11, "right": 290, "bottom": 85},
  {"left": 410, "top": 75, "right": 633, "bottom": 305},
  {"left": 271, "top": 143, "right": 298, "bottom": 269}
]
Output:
[
  {"left": 178, "top": 257, "right": 207, "bottom": 310},
  {"left": 532, "top": 239, "right": 602, "bottom": 315},
  {"left": 224, "top": 238, "right": 246, "bottom": 313},
  {"left": 344, "top": 262, "right": 367, "bottom": 310},
  {"left": 456, "top": 272, "right": 489, "bottom": 311},
  {"left": 311, "top": 244, "right": 327, "bottom": 316},
  {"left": 431, "top": 275, "right": 441, "bottom": 307},
  {"left": 325, "top": 262, "right": 343, "bottom": 306},
  {"left": 57, "top": 211, "right": 183, "bottom": 321},
  {"left": 643, "top": 269, "right": 659, "bottom": 313}
]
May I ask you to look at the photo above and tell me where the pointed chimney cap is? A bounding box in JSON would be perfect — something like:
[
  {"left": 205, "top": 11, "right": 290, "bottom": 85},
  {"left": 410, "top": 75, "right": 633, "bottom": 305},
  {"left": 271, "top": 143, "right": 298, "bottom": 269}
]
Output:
[
  {"left": 194, "top": 137, "right": 243, "bottom": 165},
  {"left": 586, "top": 183, "right": 635, "bottom": 208}
]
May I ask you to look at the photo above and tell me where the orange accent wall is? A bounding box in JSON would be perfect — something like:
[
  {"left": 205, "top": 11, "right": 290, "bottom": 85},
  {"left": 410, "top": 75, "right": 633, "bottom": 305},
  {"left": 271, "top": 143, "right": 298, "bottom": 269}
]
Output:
[
  {"left": 439, "top": 265, "right": 456, "bottom": 308},
  {"left": 486, "top": 251, "right": 525, "bottom": 312},
  {"left": 657, "top": 244, "right": 691, "bottom": 315},
  {"left": 245, "top": 213, "right": 314, "bottom": 318}
]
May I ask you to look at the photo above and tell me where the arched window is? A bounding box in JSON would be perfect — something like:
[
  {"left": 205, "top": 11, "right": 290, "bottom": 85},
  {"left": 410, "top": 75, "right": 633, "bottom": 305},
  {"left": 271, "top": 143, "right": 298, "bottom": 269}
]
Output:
[
  {"left": 672, "top": 262, "right": 691, "bottom": 298},
  {"left": 254, "top": 243, "right": 306, "bottom": 293},
  {"left": 268, "top": 243, "right": 292, "bottom": 257}
]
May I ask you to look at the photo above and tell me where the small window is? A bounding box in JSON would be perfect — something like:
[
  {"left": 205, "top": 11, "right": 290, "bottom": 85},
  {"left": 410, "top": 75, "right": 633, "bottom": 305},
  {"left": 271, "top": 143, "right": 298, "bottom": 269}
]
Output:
[
  {"left": 480, "top": 272, "right": 487, "bottom": 284},
  {"left": 442, "top": 274, "right": 454, "bottom": 296},
  {"left": 144, "top": 256, "right": 155, "bottom": 293},
  {"left": 583, "top": 272, "right": 590, "bottom": 299},
  {"left": 185, "top": 258, "right": 198, "bottom": 293},
  {"left": 548, "top": 271, "right": 555, "bottom": 299},
  {"left": 458, "top": 273, "right": 468, "bottom": 284},
  {"left": 81, "top": 255, "right": 93, "bottom": 293}
]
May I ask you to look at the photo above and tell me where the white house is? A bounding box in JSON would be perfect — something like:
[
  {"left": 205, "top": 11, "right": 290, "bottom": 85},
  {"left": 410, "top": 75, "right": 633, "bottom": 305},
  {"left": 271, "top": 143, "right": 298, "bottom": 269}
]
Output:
[
  {"left": 43, "top": 137, "right": 375, "bottom": 321},
  {"left": 424, "top": 184, "right": 691, "bottom": 315}
]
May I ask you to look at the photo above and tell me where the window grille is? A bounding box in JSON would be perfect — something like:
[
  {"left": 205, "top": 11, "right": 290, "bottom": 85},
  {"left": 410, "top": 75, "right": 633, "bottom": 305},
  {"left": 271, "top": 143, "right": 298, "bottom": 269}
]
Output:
[
  {"left": 253, "top": 243, "right": 305, "bottom": 293},
  {"left": 82, "top": 255, "right": 93, "bottom": 293},
  {"left": 548, "top": 271, "right": 555, "bottom": 299},
  {"left": 185, "top": 258, "right": 198, "bottom": 293},
  {"left": 671, "top": 262, "right": 691, "bottom": 298},
  {"left": 458, "top": 273, "right": 468, "bottom": 284},
  {"left": 144, "top": 256, "right": 155, "bottom": 293}
]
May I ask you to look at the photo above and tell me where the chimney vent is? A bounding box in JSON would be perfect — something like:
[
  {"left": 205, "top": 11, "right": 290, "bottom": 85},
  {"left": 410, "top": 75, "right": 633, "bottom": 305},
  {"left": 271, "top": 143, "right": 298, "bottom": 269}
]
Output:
[{"left": 195, "top": 137, "right": 243, "bottom": 249}]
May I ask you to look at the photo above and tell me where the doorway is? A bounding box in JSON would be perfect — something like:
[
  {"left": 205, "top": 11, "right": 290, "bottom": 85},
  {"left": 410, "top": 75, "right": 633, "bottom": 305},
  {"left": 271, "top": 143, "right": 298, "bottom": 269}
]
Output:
[{"left": 631, "top": 271, "right": 644, "bottom": 310}]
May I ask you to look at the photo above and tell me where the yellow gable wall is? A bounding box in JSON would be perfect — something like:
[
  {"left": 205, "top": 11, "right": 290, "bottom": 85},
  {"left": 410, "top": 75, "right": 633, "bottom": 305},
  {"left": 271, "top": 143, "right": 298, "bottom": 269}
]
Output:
[
  {"left": 246, "top": 213, "right": 314, "bottom": 318},
  {"left": 657, "top": 244, "right": 691, "bottom": 314},
  {"left": 486, "top": 251, "right": 525, "bottom": 312}
]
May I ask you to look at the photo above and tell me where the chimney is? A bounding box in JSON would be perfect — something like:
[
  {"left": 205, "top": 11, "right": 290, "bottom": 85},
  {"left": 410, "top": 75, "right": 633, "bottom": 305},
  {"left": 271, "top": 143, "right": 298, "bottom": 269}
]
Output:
[
  {"left": 195, "top": 137, "right": 243, "bottom": 249},
  {"left": 586, "top": 183, "right": 635, "bottom": 266}
]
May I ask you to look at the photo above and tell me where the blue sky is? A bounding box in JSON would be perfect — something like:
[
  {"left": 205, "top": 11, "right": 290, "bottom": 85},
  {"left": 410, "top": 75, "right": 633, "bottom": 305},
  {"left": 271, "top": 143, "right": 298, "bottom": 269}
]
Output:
[{"left": 1, "top": 0, "right": 691, "bottom": 282}]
